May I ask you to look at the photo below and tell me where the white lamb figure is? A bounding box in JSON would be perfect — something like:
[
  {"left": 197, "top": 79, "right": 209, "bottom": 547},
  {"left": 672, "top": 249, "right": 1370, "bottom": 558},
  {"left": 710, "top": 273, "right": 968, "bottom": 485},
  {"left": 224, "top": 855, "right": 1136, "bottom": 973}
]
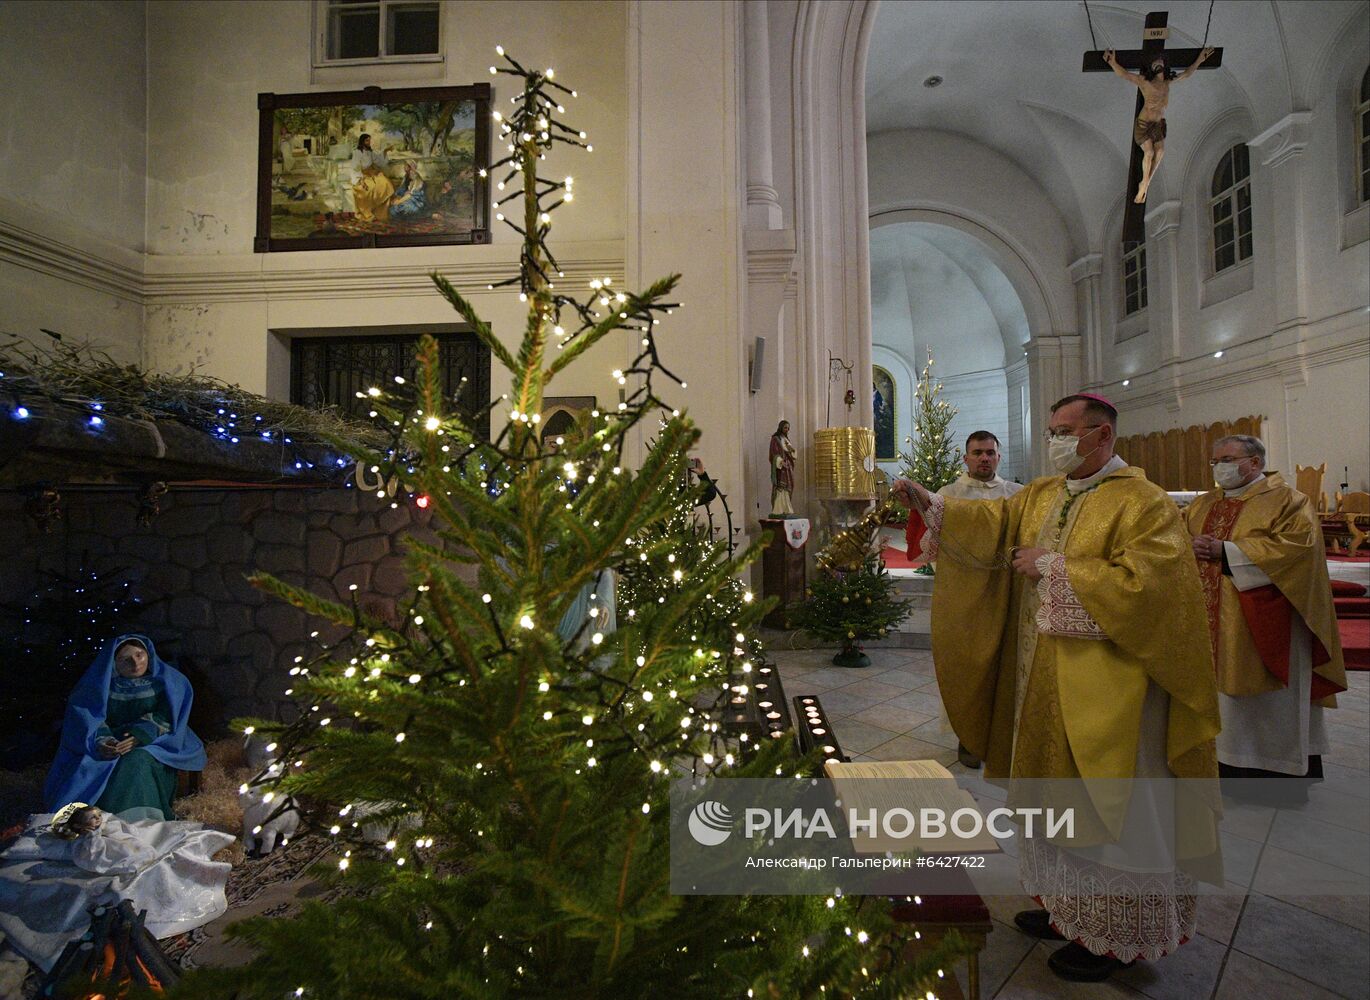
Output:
[
  {"left": 350, "top": 800, "right": 421, "bottom": 844},
  {"left": 239, "top": 736, "right": 301, "bottom": 856},
  {"left": 240, "top": 784, "right": 300, "bottom": 856}
]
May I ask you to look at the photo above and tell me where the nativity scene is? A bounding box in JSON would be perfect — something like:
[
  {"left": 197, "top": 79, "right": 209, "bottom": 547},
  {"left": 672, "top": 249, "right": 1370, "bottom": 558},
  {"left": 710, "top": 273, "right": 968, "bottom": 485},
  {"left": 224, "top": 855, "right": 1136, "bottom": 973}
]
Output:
[{"left": 0, "top": 1, "right": 1366, "bottom": 998}]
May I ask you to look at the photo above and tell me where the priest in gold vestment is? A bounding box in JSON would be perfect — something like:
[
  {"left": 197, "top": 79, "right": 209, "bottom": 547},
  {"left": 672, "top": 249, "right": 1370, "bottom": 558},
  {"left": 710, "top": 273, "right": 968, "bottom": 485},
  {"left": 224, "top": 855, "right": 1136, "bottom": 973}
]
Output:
[
  {"left": 894, "top": 394, "right": 1221, "bottom": 983},
  {"left": 1185, "top": 435, "right": 1345, "bottom": 795}
]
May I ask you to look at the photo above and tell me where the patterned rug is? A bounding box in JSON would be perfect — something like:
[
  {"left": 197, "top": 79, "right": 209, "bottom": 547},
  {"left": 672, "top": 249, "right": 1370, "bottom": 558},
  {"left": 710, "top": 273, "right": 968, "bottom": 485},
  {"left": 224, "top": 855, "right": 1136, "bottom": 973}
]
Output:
[{"left": 162, "top": 834, "right": 339, "bottom": 971}]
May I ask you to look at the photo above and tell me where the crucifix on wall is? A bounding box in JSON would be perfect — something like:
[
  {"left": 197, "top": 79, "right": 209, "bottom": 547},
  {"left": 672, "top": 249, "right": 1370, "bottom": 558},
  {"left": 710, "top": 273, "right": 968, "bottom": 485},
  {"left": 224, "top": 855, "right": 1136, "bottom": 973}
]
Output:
[{"left": 1082, "top": 10, "right": 1223, "bottom": 245}]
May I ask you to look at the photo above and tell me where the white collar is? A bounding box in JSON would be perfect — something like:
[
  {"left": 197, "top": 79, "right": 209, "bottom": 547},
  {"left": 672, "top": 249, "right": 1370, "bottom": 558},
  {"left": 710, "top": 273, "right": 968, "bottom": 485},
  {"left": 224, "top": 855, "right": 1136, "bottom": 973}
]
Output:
[
  {"left": 958, "top": 473, "right": 1006, "bottom": 490},
  {"left": 1223, "top": 475, "right": 1264, "bottom": 498},
  {"left": 1065, "top": 454, "right": 1128, "bottom": 494}
]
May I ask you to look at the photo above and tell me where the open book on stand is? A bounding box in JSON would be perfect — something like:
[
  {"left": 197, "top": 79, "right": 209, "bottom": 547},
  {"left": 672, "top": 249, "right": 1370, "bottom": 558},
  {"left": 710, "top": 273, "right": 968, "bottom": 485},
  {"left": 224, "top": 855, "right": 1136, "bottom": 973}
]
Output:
[{"left": 823, "top": 758, "right": 1003, "bottom": 855}]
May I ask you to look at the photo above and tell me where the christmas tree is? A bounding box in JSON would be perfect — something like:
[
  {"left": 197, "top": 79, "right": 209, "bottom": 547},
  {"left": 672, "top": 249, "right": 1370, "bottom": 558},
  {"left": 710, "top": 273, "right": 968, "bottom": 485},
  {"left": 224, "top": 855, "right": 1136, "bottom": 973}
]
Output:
[
  {"left": 789, "top": 556, "right": 912, "bottom": 668},
  {"left": 177, "top": 50, "right": 966, "bottom": 999},
  {"left": 899, "top": 353, "right": 961, "bottom": 494}
]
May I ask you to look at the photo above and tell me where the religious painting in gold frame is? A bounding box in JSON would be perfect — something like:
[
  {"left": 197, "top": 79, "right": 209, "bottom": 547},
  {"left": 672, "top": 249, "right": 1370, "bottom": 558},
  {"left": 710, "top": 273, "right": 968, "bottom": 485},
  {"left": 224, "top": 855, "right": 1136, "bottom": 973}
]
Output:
[
  {"left": 872, "top": 365, "right": 896, "bottom": 461},
  {"left": 255, "top": 83, "right": 491, "bottom": 252}
]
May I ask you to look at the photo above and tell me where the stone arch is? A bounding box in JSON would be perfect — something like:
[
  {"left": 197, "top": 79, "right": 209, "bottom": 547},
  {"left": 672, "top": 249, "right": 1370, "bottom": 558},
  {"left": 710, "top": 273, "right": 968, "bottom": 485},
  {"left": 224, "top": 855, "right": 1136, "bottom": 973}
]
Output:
[{"left": 869, "top": 207, "right": 1061, "bottom": 348}]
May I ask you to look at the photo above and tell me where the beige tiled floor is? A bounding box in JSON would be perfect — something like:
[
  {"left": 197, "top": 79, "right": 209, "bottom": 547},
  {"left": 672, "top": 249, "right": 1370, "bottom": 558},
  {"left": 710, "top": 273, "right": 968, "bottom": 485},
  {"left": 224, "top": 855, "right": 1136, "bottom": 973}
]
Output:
[{"left": 774, "top": 646, "right": 1370, "bottom": 1000}]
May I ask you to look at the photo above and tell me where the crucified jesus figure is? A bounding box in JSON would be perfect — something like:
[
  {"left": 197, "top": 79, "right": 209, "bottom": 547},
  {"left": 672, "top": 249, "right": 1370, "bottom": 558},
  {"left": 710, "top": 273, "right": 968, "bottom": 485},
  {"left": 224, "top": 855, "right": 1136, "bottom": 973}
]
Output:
[{"left": 1105, "top": 46, "right": 1215, "bottom": 203}]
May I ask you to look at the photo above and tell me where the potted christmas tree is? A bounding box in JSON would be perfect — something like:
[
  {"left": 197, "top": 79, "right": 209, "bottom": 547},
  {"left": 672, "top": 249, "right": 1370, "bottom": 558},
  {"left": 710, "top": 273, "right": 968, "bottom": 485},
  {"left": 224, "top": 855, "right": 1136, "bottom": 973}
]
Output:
[{"left": 790, "top": 555, "right": 912, "bottom": 667}]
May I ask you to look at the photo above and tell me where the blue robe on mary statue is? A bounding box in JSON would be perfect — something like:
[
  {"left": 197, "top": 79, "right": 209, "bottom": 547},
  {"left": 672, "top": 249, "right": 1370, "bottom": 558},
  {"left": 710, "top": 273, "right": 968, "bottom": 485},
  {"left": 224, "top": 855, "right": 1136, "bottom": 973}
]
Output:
[{"left": 43, "top": 635, "right": 206, "bottom": 822}]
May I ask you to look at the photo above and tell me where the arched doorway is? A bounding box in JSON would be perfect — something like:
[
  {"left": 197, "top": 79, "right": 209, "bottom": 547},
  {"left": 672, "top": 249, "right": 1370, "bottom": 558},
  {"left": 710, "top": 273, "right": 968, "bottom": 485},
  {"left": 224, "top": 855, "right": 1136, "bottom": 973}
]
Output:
[{"left": 869, "top": 221, "right": 1032, "bottom": 482}]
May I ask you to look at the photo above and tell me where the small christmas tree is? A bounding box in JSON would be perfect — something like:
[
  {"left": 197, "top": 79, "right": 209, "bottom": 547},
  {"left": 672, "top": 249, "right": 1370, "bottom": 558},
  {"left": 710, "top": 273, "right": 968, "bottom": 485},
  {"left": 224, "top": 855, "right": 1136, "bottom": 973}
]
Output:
[
  {"left": 899, "top": 353, "right": 961, "bottom": 494},
  {"left": 790, "top": 556, "right": 912, "bottom": 668},
  {"left": 175, "top": 50, "right": 965, "bottom": 1000},
  {"left": 615, "top": 455, "right": 765, "bottom": 698}
]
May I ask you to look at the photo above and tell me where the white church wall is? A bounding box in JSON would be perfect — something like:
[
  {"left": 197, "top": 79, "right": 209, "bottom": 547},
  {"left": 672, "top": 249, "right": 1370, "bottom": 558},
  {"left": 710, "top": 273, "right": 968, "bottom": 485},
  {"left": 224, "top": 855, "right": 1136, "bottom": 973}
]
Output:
[
  {"left": 0, "top": 0, "right": 147, "bottom": 361},
  {"left": 1004, "top": 357, "right": 1030, "bottom": 483},
  {"left": 1304, "top": 33, "right": 1370, "bottom": 326},
  {"left": 868, "top": 232, "right": 1007, "bottom": 377},
  {"left": 940, "top": 368, "right": 1012, "bottom": 482},
  {"left": 136, "top": 0, "right": 632, "bottom": 437},
  {"left": 627, "top": 0, "right": 746, "bottom": 508},
  {"left": 866, "top": 128, "right": 1076, "bottom": 340}
]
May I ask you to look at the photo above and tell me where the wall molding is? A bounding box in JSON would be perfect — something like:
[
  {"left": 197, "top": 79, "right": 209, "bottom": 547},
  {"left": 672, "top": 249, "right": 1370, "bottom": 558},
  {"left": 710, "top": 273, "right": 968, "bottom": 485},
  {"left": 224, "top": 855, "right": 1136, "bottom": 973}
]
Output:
[
  {"left": 1107, "top": 307, "right": 1370, "bottom": 413},
  {"left": 0, "top": 211, "right": 144, "bottom": 305},
  {"left": 142, "top": 246, "right": 628, "bottom": 304},
  {"left": 0, "top": 207, "right": 625, "bottom": 306}
]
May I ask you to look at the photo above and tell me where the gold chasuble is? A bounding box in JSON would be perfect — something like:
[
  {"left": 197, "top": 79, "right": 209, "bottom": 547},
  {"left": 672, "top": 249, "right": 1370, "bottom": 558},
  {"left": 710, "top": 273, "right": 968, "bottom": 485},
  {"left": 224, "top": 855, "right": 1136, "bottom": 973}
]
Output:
[
  {"left": 1184, "top": 473, "right": 1346, "bottom": 702},
  {"left": 927, "top": 463, "right": 1222, "bottom": 961},
  {"left": 931, "top": 466, "right": 1219, "bottom": 787}
]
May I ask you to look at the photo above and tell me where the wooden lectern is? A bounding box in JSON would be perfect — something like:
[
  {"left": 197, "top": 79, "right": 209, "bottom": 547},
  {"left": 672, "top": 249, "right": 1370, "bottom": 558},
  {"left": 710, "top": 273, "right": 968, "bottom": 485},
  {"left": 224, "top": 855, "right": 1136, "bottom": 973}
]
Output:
[{"left": 759, "top": 517, "right": 806, "bottom": 628}]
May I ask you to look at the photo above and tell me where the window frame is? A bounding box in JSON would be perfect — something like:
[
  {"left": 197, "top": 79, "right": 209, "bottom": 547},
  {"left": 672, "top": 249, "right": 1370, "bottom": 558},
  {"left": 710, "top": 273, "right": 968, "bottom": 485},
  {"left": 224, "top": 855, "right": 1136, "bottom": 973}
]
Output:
[
  {"left": 313, "top": 0, "right": 443, "bottom": 67},
  {"left": 289, "top": 329, "right": 490, "bottom": 439},
  {"left": 1208, "top": 144, "right": 1253, "bottom": 275},
  {"left": 1121, "top": 241, "right": 1148, "bottom": 318}
]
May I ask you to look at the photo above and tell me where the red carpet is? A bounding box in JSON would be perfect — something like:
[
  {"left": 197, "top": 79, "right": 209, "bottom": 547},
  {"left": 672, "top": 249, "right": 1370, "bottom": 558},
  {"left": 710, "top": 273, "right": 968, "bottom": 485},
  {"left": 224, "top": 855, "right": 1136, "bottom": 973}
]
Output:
[
  {"left": 1341, "top": 619, "right": 1370, "bottom": 669},
  {"left": 880, "top": 545, "right": 926, "bottom": 571},
  {"left": 1329, "top": 565, "right": 1369, "bottom": 669},
  {"left": 1329, "top": 551, "right": 1370, "bottom": 563}
]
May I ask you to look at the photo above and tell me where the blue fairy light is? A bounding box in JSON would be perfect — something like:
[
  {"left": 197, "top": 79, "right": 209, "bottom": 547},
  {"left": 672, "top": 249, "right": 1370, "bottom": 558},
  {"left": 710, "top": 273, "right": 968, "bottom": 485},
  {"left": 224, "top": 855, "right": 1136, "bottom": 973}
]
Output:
[
  {"left": 89, "top": 415, "right": 104, "bottom": 428},
  {"left": 13, "top": 406, "right": 29, "bottom": 419}
]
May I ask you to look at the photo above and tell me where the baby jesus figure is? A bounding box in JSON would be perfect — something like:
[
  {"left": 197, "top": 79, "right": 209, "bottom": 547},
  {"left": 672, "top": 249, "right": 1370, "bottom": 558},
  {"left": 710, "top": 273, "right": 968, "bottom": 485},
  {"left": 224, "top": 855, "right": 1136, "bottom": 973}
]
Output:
[
  {"left": 0, "top": 802, "right": 234, "bottom": 971},
  {"left": 50, "top": 803, "right": 165, "bottom": 875},
  {"left": 1105, "top": 46, "right": 1215, "bottom": 203}
]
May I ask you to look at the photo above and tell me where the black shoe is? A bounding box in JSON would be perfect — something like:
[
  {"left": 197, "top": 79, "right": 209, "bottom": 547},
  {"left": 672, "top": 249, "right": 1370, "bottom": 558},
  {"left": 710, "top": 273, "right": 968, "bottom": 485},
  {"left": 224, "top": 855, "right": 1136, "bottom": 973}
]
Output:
[
  {"left": 1013, "top": 908, "right": 1065, "bottom": 940},
  {"left": 1047, "top": 941, "right": 1135, "bottom": 982},
  {"left": 956, "top": 743, "right": 982, "bottom": 769}
]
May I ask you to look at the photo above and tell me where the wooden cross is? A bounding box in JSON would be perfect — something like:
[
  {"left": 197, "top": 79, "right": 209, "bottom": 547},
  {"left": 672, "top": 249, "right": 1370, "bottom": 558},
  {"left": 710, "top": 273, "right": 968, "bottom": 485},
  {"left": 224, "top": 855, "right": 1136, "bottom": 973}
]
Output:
[{"left": 1083, "top": 11, "right": 1223, "bottom": 245}]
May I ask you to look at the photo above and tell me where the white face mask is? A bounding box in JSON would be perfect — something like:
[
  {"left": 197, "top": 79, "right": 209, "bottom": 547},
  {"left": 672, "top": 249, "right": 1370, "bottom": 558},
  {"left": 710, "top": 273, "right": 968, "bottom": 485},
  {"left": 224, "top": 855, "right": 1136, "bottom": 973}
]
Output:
[
  {"left": 1213, "top": 461, "right": 1250, "bottom": 490},
  {"left": 1048, "top": 427, "right": 1102, "bottom": 475}
]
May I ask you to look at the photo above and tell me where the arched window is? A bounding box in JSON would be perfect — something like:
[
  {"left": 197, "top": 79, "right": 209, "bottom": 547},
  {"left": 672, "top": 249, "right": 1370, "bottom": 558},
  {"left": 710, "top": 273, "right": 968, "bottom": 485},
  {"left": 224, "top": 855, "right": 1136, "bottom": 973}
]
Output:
[
  {"left": 1357, "top": 67, "right": 1370, "bottom": 205},
  {"left": 1121, "top": 242, "right": 1148, "bottom": 316},
  {"left": 1210, "top": 144, "right": 1252, "bottom": 273}
]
